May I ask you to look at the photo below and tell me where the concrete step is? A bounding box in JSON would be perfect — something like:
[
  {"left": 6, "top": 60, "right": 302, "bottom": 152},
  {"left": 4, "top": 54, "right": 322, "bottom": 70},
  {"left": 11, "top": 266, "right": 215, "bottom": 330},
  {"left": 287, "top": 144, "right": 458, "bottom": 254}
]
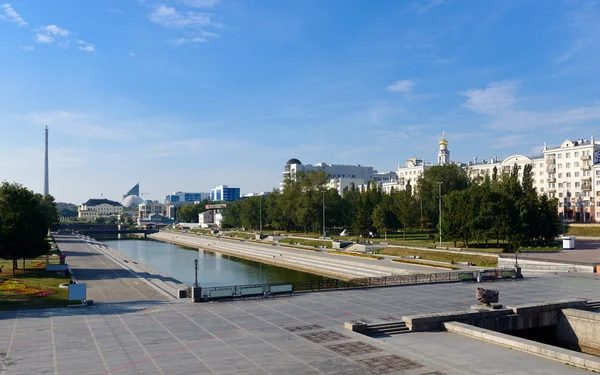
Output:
[
  {"left": 365, "top": 322, "right": 410, "bottom": 337},
  {"left": 585, "top": 301, "right": 600, "bottom": 310}
]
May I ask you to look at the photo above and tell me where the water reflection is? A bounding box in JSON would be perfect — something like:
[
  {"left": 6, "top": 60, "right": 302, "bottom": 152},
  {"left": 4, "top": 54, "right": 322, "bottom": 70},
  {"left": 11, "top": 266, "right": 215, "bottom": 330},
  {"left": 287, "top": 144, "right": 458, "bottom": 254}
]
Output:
[{"left": 96, "top": 236, "right": 323, "bottom": 287}]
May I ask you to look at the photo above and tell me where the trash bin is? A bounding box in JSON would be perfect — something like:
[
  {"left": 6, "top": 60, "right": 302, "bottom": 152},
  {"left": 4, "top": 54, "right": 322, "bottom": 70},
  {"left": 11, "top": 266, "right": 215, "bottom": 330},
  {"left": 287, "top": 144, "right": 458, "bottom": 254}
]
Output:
[{"left": 562, "top": 236, "right": 576, "bottom": 250}]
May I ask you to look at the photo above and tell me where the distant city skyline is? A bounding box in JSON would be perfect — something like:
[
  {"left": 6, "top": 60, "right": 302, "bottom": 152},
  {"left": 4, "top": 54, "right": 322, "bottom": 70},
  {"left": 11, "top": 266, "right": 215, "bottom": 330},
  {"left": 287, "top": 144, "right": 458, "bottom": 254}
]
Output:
[{"left": 1, "top": 1, "right": 600, "bottom": 204}]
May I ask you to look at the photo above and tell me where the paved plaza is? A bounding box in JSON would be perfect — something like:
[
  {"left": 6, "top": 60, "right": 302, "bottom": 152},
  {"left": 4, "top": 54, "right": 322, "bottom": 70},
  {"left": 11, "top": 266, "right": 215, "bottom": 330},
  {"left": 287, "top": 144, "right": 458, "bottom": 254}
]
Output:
[{"left": 1, "top": 274, "right": 600, "bottom": 374}]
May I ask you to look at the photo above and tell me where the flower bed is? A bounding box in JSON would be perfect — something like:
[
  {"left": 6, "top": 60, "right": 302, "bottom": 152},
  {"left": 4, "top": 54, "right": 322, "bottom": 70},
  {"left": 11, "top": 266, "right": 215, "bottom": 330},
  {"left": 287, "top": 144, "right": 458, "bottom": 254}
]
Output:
[
  {"left": 328, "top": 251, "right": 383, "bottom": 260},
  {"left": 0, "top": 278, "right": 55, "bottom": 297}
]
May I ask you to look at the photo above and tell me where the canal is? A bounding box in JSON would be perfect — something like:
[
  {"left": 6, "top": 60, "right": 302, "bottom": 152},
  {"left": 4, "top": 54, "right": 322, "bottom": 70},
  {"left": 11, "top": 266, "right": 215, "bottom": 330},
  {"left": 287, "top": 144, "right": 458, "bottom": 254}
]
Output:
[{"left": 97, "top": 236, "right": 324, "bottom": 287}]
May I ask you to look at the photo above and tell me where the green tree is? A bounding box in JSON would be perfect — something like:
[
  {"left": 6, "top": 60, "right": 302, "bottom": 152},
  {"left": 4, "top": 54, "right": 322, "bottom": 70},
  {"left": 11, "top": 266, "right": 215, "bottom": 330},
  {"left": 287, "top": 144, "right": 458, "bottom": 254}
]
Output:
[
  {"left": 178, "top": 200, "right": 210, "bottom": 223},
  {"left": 392, "top": 189, "right": 418, "bottom": 240},
  {"left": 418, "top": 164, "right": 469, "bottom": 228},
  {"left": 371, "top": 195, "right": 395, "bottom": 240},
  {"left": 0, "top": 182, "right": 51, "bottom": 273}
]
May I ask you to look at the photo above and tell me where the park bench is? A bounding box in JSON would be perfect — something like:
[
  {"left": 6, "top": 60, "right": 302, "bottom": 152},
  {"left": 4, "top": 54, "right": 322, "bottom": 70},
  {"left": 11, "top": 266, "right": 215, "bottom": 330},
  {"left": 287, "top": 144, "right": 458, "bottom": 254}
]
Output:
[
  {"left": 240, "top": 286, "right": 264, "bottom": 300},
  {"left": 478, "top": 270, "right": 498, "bottom": 282},
  {"left": 270, "top": 284, "right": 293, "bottom": 297},
  {"left": 209, "top": 289, "right": 234, "bottom": 301},
  {"left": 457, "top": 272, "right": 476, "bottom": 282}
]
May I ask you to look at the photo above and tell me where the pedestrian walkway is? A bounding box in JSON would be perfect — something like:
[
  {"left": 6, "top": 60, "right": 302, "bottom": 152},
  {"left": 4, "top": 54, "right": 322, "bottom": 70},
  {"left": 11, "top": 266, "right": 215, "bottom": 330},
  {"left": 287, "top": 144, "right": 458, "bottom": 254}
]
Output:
[{"left": 56, "top": 234, "right": 169, "bottom": 302}]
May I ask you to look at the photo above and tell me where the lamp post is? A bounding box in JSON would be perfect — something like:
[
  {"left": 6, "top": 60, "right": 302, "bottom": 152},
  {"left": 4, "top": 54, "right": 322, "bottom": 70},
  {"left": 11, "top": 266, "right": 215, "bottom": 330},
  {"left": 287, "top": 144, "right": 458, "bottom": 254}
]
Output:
[
  {"left": 194, "top": 259, "right": 199, "bottom": 287},
  {"left": 259, "top": 196, "right": 262, "bottom": 234},
  {"left": 322, "top": 191, "right": 326, "bottom": 238},
  {"left": 437, "top": 182, "right": 443, "bottom": 248}
]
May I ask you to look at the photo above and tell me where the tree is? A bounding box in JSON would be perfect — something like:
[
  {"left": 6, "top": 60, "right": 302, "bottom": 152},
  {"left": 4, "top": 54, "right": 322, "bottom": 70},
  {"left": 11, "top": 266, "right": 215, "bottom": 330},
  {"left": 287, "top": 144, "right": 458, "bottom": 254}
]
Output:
[
  {"left": 178, "top": 200, "right": 210, "bottom": 223},
  {"left": 371, "top": 196, "right": 395, "bottom": 240},
  {"left": 418, "top": 164, "right": 469, "bottom": 227},
  {"left": 392, "top": 189, "right": 418, "bottom": 240},
  {"left": 0, "top": 182, "right": 51, "bottom": 274}
]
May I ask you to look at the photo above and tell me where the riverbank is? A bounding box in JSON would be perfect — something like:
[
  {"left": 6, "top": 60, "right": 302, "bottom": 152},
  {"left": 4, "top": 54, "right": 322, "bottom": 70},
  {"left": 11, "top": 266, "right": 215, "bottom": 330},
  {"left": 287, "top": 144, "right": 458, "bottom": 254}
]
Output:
[{"left": 149, "top": 231, "right": 459, "bottom": 280}]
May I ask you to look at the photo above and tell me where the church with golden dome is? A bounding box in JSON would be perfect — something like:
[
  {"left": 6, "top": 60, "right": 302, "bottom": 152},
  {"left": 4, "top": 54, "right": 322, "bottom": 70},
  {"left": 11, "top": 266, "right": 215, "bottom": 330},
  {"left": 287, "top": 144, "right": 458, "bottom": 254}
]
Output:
[{"left": 437, "top": 131, "right": 450, "bottom": 165}]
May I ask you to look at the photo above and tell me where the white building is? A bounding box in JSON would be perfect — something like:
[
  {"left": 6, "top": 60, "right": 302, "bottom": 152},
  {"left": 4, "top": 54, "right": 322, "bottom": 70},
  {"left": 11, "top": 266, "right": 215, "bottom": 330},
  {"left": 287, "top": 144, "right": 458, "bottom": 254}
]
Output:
[
  {"left": 78, "top": 199, "right": 123, "bottom": 219},
  {"left": 467, "top": 137, "right": 600, "bottom": 222},
  {"left": 138, "top": 200, "right": 166, "bottom": 218}
]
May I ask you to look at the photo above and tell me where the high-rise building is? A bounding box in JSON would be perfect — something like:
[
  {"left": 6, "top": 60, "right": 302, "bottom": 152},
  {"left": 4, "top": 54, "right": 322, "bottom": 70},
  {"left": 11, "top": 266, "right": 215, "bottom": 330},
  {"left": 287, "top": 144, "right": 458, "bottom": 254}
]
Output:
[
  {"left": 164, "top": 191, "right": 210, "bottom": 204},
  {"left": 210, "top": 185, "right": 240, "bottom": 202}
]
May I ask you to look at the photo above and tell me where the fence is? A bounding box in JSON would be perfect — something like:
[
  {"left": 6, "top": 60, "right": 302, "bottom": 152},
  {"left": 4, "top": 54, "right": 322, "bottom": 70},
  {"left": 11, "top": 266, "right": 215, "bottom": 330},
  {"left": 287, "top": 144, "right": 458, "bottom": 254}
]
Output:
[{"left": 197, "top": 268, "right": 519, "bottom": 302}]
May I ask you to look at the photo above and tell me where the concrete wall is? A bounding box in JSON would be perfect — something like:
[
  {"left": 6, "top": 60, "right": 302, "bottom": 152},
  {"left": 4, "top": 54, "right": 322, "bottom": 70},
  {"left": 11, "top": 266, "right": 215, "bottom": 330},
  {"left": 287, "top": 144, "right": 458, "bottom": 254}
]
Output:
[
  {"left": 557, "top": 308, "right": 600, "bottom": 355},
  {"left": 498, "top": 257, "right": 595, "bottom": 273},
  {"left": 405, "top": 299, "right": 587, "bottom": 332}
]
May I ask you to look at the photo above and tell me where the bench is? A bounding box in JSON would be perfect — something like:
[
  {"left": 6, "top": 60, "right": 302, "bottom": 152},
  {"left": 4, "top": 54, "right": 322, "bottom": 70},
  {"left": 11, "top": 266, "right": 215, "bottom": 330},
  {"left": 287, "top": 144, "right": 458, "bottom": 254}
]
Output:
[
  {"left": 209, "top": 289, "right": 234, "bottom": 301},
  {"left": 240, "top": 286, "right": 264, "bottom": 300},
  {"left": 270, "top": 284, "right": 293, "bottom": 297},
  {"left": 458, "top": 272, "right": 476, "bottom": 282}
]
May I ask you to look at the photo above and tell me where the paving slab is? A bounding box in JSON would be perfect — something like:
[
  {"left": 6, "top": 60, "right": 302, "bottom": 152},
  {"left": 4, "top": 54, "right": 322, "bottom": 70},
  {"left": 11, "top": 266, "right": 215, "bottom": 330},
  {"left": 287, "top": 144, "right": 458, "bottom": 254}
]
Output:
[
  {"left": 1, "top": 273, "right": 600, "bottom": 374},
  {"left": 56, "top": 235, "right": 169, "bottom": 302}
]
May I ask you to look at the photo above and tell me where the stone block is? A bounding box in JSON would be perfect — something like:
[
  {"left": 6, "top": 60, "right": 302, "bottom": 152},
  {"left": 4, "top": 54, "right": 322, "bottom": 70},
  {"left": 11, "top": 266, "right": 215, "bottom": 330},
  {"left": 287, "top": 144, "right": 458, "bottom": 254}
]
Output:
[
  {"left": 344, "top": 322, "right": 367, "bottom": 334},
  {"left": 584, "top": 359, "right": 600, "bottom": 371}
]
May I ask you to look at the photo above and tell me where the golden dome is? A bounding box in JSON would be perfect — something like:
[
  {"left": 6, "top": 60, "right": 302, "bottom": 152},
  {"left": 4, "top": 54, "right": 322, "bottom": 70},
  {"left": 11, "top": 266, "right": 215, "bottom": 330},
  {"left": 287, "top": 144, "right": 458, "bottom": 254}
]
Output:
[{"left": 439, "top": 132, "right": 448, "bottom": 146}]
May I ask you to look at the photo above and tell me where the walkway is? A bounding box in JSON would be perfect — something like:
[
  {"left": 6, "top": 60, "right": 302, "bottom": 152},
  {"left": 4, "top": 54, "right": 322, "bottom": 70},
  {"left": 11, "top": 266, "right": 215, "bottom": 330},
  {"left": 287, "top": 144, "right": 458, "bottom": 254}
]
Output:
[
  {"left": 515, "top": 237, "right": 600, "bottom": 264},
  {"left": 56, "top": 234, "right": 169, "bottom": 302},
  {"left": 1, "top": 274, "right": 598, "bottom": 374},
  {"left": 150, "top": 231, "right": 477, "bottom": 280}
]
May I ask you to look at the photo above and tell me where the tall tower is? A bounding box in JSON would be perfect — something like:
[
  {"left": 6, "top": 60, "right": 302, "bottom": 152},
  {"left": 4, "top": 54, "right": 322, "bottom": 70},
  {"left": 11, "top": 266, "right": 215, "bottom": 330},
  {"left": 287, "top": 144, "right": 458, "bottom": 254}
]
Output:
[
  {"left": 438, "top": 131, "right": 450, "bottom": 165},
  {"left": 44, "top": 126, "right": 49, "bottom": 196}
]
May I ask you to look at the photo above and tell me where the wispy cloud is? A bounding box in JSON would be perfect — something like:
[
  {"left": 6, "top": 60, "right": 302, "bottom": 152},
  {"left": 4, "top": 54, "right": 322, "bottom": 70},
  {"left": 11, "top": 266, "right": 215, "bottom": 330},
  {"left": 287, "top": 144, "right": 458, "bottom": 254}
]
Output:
[
  {"left": 0, "top": 3, "right": 27, "bottom": 26},
  {"left": 19, "top": 45, "right": 34, "bottom": 51},
  {"left": 386, "top": 80, "right": 415, "bottom": 93},
  {"left": 129, "top": 51, "right": 135, "bottom": 57},
  {"left": 77, "top": 40, "right": 95, "bottom": 52},
  {"left": 19, "top": 111, "right": 138, "bottom": 140},
  {"left": 462, "top": 81, "right": 600, "bottom": 132},
  {"left": 147, "top": 4, "right": 224, "bottom": 45},
  {"left": 179, "top": 0, "right": 220, "bottom": 8},
  {"left": 150, "top": 5, "right": 219, "bottom": 28},
  {"left": 556, "top": 2, "right": 600, "bottom": 63},
  {"left": 171, "top": 31, "right": 219, "bottom": 45},
  {"left": 32, "top": 24, "right": 96, "bottom": 52},
  {"left": 461, "top": 81, "right": 518, "bottom": 115},
  {"left": 35, "top": 25, "right": 70, "bottom": 44},
  {"left": 411, "top": 0, "right": 453, "bottom": 14}
]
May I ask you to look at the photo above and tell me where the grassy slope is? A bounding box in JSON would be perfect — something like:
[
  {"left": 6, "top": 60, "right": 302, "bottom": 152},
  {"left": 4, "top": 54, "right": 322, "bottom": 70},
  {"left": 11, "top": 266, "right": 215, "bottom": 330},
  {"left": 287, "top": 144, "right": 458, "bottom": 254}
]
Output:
[{"left": 379, "top": 247, "right": 498, "bottom": 267}]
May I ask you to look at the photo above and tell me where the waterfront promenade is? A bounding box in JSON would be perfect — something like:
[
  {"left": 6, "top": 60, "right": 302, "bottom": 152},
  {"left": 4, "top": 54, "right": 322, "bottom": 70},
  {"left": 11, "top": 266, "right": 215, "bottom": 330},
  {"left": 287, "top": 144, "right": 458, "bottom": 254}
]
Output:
[
  {"left": 1, "top": 274, "right": 599, "bottom": 374},
  {"left": 56, "top": 235, "right": 179, "bottom": 302},
  {"left": 150, "top": 231, "right": 476, "bottom": 280}
]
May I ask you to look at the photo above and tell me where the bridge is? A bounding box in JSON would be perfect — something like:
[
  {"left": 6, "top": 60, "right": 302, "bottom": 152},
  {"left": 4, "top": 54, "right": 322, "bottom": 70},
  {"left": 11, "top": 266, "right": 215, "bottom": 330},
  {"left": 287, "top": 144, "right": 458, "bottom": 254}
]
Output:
[{"left": 58, "top": 223, "right": 160, "bottom": 238}]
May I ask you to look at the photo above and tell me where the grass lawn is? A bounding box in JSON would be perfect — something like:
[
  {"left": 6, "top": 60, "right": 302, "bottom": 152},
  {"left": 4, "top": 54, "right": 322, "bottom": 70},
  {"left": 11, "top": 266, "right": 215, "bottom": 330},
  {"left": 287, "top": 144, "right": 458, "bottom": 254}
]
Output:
[
  {"left": 0, "top": 259, "right": 77, "bottom": 310},
  {"left": 224, "top": 232, "right": 257, "bottom": 240},
  {"left": 566, "top": 226, "right": 600, "bottom": 237},
  {"left": 379, "top": 247, "right": 498, "bottom": 267},
  {"left": 279, "top": 238, "right": 332, "bottom": 248}
]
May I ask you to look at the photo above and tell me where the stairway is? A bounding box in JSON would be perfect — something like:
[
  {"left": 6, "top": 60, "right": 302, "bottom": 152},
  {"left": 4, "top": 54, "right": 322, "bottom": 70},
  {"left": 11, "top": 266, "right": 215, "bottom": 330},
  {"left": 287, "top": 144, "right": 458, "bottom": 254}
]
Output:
[
  {"left": 585, "top": 301, "right": 600, "bottom": 310},
  {"left": 365, "top": 322, "right": 410, "bottom": 337}
]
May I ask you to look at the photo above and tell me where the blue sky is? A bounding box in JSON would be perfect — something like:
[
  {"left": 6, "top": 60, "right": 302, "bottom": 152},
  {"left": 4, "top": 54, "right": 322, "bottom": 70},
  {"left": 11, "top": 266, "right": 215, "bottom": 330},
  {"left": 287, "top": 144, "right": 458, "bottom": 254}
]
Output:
[{"left": 1, "top": 0, "right": 600, "bottom": 204}]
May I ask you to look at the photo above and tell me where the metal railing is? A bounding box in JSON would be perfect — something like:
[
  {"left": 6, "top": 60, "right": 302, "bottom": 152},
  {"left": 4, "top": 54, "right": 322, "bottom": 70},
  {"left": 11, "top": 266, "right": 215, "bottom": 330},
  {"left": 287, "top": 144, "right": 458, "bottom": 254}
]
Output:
[{"left": 197, "top": 269, "right": 519, "bottom": 301}]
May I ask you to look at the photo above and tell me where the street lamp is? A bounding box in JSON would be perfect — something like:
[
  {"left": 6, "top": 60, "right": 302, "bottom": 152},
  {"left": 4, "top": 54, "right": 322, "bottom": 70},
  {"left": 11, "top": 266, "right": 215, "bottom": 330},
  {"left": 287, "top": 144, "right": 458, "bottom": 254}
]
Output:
[
  {"left": 322, "top": 191, "right": 326, "bottom": 239},
  {"left": 436, "top": 181, "right": 443, "bottom": 248},
  {"left": 259, "top": 196, "right": 263, "bottom": 234},
  {"left": 194, "top": 259, "right": 199, "bottom": 287}
]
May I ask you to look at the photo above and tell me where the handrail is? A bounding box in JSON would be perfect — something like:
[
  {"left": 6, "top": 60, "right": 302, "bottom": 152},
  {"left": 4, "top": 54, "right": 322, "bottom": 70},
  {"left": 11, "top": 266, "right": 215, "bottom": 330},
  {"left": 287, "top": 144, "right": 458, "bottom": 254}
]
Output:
[{"left": 197, "top": 268, "right": 518, "bottom": 301}]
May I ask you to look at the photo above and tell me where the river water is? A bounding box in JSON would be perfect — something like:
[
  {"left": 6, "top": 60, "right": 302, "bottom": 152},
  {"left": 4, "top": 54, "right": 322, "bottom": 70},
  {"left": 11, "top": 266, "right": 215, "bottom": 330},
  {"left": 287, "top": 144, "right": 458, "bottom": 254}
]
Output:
[{"left": 99, "top": 237, "right": 323, "bottom": 287}]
